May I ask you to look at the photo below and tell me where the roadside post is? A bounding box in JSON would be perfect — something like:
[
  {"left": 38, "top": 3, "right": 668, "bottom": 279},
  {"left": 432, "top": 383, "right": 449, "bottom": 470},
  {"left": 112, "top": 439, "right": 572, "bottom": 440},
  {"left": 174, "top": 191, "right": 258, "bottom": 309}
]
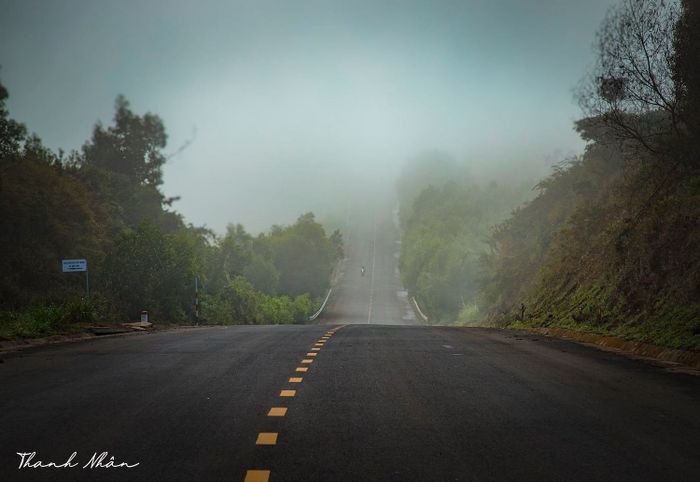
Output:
[
  {"left": 62, "top": 258, "right": 89, "bottom": 299},
  {"left": 194, "top": 276, "right": 200, "bottom": 325}
]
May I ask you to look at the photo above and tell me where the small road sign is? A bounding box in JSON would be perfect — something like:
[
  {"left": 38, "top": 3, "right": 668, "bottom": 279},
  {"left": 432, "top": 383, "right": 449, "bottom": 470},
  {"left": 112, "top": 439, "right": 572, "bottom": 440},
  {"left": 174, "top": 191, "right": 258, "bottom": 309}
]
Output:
[{"left": 62, "top": 259, "right": 87, "bottom": 272}]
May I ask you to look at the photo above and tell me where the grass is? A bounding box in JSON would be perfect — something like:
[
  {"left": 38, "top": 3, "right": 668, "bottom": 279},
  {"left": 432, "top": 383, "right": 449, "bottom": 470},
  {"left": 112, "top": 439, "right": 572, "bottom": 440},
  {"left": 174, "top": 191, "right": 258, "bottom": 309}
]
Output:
[
  {"left": 0, "top": 299, "right": 97, "bottom": 341},
  {"left": 510, "top": 306, "right": 700, "bottom": 351}
]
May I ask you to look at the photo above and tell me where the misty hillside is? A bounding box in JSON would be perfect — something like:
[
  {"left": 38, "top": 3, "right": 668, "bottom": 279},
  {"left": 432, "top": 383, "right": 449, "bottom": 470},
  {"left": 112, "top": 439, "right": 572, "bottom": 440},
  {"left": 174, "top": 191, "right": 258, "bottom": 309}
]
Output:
[{"left": 397, "top": 0, "right": 700, "bottom": 350}]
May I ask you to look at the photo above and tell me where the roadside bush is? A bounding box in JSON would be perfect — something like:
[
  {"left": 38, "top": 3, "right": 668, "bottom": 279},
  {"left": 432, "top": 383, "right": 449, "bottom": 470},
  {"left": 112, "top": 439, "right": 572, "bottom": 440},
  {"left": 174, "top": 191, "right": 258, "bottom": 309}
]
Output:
[
  {"left": 200, "top": 276, "right": 319, "bottom": 325},
  {"left": 0, "top": 298, "right": 98, "bottom": 340}
]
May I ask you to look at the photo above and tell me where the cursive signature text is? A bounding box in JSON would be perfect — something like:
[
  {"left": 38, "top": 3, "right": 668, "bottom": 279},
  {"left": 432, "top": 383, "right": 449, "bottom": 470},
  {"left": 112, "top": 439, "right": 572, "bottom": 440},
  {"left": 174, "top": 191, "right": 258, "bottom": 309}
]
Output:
[{"left": 17, "top": 451, "right": 139, "bottom": 470}]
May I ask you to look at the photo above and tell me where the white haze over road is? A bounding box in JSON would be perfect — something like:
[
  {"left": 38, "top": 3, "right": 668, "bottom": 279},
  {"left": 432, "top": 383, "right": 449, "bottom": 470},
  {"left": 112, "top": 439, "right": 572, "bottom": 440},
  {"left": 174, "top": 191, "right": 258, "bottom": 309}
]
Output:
[{"left": 0, "top": 0, "right": 618, "bottom": 232}]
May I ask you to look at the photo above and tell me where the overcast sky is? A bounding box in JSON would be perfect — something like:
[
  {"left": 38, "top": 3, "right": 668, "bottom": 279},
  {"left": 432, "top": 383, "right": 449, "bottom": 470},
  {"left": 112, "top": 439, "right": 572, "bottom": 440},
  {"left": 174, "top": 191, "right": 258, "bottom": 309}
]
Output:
[{"left": 0, "top": 0, "right": 617, "bottom": 232}]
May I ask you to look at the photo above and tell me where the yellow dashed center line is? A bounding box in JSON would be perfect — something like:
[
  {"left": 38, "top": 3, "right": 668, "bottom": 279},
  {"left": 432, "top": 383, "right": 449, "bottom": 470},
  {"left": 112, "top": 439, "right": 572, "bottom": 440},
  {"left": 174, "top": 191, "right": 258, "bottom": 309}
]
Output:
[
  {"left": 245, "top": 327, "right": 346, "bottom": 481},
  {"left": 256, "top": 433, "right": 278, "bottom": 445},
  {"left": 244, "top": 470, "right": 270, "bottom": 482}
]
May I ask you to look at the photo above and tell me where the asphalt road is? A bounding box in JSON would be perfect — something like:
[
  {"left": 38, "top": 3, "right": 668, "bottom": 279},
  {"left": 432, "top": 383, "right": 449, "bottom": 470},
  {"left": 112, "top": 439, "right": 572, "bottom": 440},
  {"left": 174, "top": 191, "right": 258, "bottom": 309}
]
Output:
[
  {"left": 324, "top": 201, "right": 417, "bottom": 326},
  {"left": 1, "top": 203, "right": 699, "bottom": 481}
]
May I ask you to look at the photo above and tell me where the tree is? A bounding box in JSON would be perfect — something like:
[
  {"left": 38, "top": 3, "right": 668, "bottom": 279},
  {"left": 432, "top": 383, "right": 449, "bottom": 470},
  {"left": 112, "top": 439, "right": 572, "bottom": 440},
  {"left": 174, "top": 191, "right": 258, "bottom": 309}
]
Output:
[
  {"left": 83, "top": 95, "right": 167, "bottom": 186},
  {"left": 80, "top": 96, "right": 179, "bottom": 230},
  {"left": 103, "top": 222, "right": 195, "bottom": 321},
  {"left": 0, "top": 79, "right": 26, "bottom": 158},
  {"left": 267, "top": 213, "right": 337, "bottom": 298},
  {"left": 673, "top": 0, "right": 700, "bottom": 143},
  {"left": 577, "top": 0, "right": 682, "bottom": 153}
]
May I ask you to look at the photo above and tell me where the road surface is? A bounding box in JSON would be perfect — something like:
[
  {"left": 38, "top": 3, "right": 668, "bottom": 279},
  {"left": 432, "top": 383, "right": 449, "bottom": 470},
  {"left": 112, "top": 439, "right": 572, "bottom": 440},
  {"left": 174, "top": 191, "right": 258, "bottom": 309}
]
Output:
[{"left": 1, "top": 202, "right": 698, "bottom": 481}]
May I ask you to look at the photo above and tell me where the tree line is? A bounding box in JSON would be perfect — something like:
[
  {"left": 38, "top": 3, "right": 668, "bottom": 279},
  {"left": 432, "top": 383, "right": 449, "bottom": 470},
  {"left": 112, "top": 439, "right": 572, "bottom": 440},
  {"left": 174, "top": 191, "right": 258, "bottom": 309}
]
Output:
[
  {"left": 398, "top": 0, "right": 699, "bottom": 350},
  {"left": 0, "top": 91, "right": 342, "bottom": 338}
]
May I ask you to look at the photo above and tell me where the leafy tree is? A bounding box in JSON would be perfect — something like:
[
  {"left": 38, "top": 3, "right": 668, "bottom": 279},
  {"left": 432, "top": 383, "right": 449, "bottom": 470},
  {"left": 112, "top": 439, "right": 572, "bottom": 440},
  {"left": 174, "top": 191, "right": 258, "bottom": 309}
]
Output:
[
  {"left": 0, "top": 139, "right": 106, "bottom": 308},
  {"left": 242, "top": 253, "right": 280, "bottom": 294},
  {"left": 673, "top": 0, "right": 700, "bottom": 167},
  {"left": 0, "top": 79, "right": 26, "bottom": 157},
  {"left": 83, "top": 95, "right": 166, "bottom": 185},
  {"left": 266, "top": 213, "right": 338, "bottom": 297},
  {"left": 577, "top": 0, "right": 682, "bottom": 153},
  {"left": 80, "top": 96, "right": 181, "bottom": 230},
  {"left": 329, "top": 229, "right": 344, "bottom": 259},
  {"left": 103, "top": 222, "right": 196, "bottom": 321}
]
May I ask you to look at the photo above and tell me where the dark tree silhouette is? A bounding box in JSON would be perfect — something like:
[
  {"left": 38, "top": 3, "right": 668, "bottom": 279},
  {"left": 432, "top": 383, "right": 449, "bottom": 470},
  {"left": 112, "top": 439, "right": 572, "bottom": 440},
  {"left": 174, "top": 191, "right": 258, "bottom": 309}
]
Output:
[{"left": 577, "top": 0, "right": 682, "bottom": 153}]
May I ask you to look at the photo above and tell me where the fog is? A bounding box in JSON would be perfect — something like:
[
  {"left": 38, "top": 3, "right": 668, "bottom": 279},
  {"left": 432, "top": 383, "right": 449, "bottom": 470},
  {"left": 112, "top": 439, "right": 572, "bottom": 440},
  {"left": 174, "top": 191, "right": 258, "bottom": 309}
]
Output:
[{"left": 0, "top": 0, "right": 618, "bottom": 232}]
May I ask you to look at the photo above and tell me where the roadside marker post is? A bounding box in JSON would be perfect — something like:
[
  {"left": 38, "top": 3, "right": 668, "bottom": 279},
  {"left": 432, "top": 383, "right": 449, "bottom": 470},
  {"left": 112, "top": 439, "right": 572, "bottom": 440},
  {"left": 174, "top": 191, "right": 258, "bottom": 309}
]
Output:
[{"left": 194, "top": 276, "right": 200, "bottom": 325}]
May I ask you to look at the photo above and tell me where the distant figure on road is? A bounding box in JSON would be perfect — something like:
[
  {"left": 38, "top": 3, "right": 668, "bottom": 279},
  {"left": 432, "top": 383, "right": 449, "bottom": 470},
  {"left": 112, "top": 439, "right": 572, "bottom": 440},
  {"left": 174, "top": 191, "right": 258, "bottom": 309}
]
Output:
[{"left": 361, "top": 266, "right": 365, "bottom": 276}]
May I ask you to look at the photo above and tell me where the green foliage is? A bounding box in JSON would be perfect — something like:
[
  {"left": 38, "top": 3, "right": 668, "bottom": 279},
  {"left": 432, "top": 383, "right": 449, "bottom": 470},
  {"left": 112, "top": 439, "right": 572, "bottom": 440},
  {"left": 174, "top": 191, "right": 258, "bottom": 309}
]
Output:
[
  {"left": 395, "top": 151, "right": 465, "bottom": 226},
  {"left": 103, "top": 222, "right": 199, "bottom": 322},
  {"left": 473, "top": 0, "right": 700, "bottom": 349},
  {"left": 478, "top": 122, "right": 700, "bottom": 349},
  {"left": 397, "top": 157, "right": 532, "bottom": 322},
  {"left": 83, "top": 95, "right": 167, "bottom": 186},
  {"left": 201, "top": 276, "right": 317, "bottom": 325},
  {"left": 0, "top": 299, "right": 97, "bottom": 340},
  {"left": 0, "top": 77, "right": 342, "bottom": 337},
  {"left": 0, "top": 142, "right": 107, "bottom": 308},
  {"left": 266, "top": 213, "right": 338, "bottom": 298},
  {"left": 242, "top": 254, "right": 280, "bottom": 295},
  {"left": 0, "top": 81, "right": 26, "bottom": 157},
  {"left": 198, "top": 213, "right": 340, "bottom": 325},
  {"left": 457, "top": 301, "right": 482, "bottom": 326}
]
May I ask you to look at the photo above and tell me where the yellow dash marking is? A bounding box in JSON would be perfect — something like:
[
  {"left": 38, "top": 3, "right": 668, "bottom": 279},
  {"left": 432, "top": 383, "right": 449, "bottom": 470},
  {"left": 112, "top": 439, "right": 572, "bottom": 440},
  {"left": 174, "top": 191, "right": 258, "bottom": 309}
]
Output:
[
  {"left": 301, "top": 359, "right": 313, "bottom": 364},
  {"left": 268, "top": 407, "right": 287, "bottom": 417},
  {"left": 311, "top": 347, "right": 320, "bottom": 351},
  {"left": 296, "top": 367, "right": 308, "bottom": 372},
  {"left": 256, "top": 432, "right": 278, "bottom": 445},
  {"left": 289, "top": 377, "right": 303, "bottom": 383},
  {"left": 315, "top": 342, "right": 324, "bottom": 346},
  {"left": 280, "top": 390, "right": 296, "bottom": 397},
  {"left": 306, "top": 352, "right": 317, "bottom": 357},
  {"left": 244, "top": 469, "right": 270, "bottom": 482}
]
